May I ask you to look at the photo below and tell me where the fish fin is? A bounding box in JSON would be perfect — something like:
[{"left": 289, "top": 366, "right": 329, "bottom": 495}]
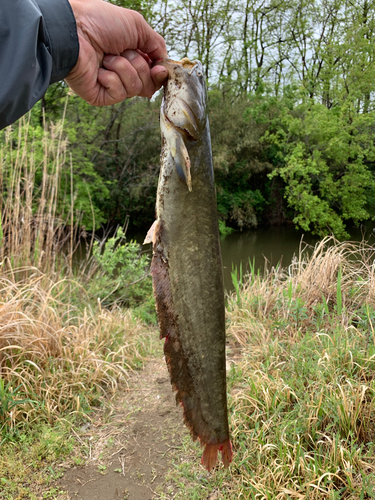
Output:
[
  {"left": 143, "top": 219, "right": 159, "bottom": 245},
  {"left": 175, "top": 160, "right": 190, "bottom": 187},
  {"left": 173, "top": 136, "right": 192, "bottom": 192},
  {"left": 165, "top": 97, "right": 199, "bottom": 140},
  {"left": 161, "top": 112, "right": 192, "bottom": 191},
  {"left": 201, "top": 439, "right": 233, "bottom": 472},
  {"left": 220, "top": 439, "right": 233, "bottom": 468},
  {"left": 150, "top": 220, "right": 174, "bottom": 341}
]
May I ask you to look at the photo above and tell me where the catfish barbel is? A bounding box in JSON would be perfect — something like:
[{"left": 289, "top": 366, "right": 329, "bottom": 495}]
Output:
[{"left": 144, "top": 58, "right": 232, "bottom": 471}]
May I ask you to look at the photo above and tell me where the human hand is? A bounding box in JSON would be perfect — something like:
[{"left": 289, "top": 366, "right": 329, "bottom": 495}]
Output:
[{"left": 66, "top": 0, "right": 168, "bottom": 105}]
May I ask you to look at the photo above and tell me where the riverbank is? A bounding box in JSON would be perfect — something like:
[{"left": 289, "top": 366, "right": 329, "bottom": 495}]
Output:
[
  {"left": 138, "top": 237, "right": 375, "bottom": 499},
  {"left": 142, "top": 237, "right": 375, "bottom": 499},
  {"left": 224, "top": 237, "right": 375, "bottom": 498},
  {"left": 2, "top": 237, "right": 375, "bottom": 499}
]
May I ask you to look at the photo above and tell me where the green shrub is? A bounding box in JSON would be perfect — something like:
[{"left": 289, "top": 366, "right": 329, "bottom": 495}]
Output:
[{"left": 89, "top": 227, "right": 153, "bottom": 310}]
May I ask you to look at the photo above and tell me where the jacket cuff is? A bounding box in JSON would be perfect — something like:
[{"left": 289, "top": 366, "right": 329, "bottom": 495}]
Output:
[{"left": 35, "top": 0, "right": 79, "bottom": 84}]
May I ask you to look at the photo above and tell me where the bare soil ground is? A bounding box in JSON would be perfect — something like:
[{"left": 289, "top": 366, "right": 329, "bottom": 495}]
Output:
[{"left": 57, "top": 357, "right": 190, "bottom": 500}]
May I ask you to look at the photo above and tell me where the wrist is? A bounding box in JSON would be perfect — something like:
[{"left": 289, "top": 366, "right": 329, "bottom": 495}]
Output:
[
  {"left": 67, "top": 0, "right": 86, "bottom": 30},
  {"left": 35, "top": 0, "right": 79, "bottom": 83}
]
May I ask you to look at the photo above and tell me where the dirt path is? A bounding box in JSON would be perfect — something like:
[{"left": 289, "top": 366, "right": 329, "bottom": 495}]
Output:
[{"left": 58, "top": 357, "right": 190, "bottom": 500}]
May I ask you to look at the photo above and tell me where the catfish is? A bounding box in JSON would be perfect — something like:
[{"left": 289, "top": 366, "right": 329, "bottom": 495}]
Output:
[{"left": 145, "top": 58, "right": 232, "bottom": 471}]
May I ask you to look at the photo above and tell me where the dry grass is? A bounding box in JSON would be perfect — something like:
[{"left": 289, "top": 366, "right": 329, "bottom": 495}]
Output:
[
  {"left": 224, "top": 237, "right": 375, "bottom": 499},
  {"left": 229, "top": 237, "right": 375, "bottom": 344},
  {"left": 0, "top": 266, "right": 154, "bottom": 430},
  {"left": 0, "top": 114, "right": 79, "bottom": 274},
  {"left": 0, "top": 118, "right": 154, "bottom": 436}
]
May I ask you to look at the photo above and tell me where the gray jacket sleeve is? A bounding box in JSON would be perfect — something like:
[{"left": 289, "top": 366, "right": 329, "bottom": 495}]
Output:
[{"left": 0, "top": 0, "right": 79, "bottom": 130}]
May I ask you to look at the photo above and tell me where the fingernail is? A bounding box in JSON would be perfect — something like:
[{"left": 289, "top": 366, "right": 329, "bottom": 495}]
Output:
[
  {"left": 122, "top": 50, "right": 138, "bottom": 61},
  {"left": 103, "top": 55, "right": 115, "bottom": 65}
]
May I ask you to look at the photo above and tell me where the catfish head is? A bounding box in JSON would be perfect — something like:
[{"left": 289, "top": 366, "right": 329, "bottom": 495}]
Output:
[{"left": 155, "top": 58, "right": 208, "bottom": 191}]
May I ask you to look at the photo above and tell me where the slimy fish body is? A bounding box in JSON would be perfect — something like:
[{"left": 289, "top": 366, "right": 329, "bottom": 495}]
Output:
[{"left": 145, "top": 58, "right": 232, "bottom": 471}]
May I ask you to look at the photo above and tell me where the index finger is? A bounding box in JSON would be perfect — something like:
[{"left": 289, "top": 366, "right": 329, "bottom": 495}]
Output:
[{"left": 131, "top": 12, "right": 168, "bottom": 60}]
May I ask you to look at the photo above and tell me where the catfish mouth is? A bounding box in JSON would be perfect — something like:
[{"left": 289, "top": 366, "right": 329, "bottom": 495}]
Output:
[{"left": 152, "top": 57, "right": 198, "bottom": 72}]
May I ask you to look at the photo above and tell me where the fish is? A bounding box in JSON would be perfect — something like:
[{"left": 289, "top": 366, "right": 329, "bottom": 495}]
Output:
[{"left": 144, "top": 58, "right": 232, "bottom": 471}]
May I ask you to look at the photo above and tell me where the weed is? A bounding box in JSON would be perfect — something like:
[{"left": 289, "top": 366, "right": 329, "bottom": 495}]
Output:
[
  {"left": 230, "top": 262, "right": 243, "bottom": 307},
  {"left": 0, "top": 379, "right": 37, "bottom": 436},
  {"left": 0, "top": 119, "right": 156, "bottom": 499},
  {"left": 89, "top": 226, "right": 152, "bottom": 308},
  {"left": 225, "top": 237, "right": 375, "bottom": 499}
]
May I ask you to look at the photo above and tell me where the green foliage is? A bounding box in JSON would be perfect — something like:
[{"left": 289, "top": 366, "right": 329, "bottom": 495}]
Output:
[
  {"left": 218, "top": 220, "right": 234, "bottom": 236},
  {"left": 209, "top": 94, "right": 271, "bottom": 230},
  {"left": 0, "top": 380, "right": 37, "bottom": 438},
  {"left": 89, "top": 227, "right": 153, "bottom": 308},
  {"left": 63, "top": 95, "right": 161, "bottom": 230},
  {"left": 266, "top": 100, "right": 375, "bottom": 237},
  {"left": 8, "top": 0, "right": 375, "bottom": 238},
  {"left": 217, "top": 185, "right": 266, "bottom": 230}
]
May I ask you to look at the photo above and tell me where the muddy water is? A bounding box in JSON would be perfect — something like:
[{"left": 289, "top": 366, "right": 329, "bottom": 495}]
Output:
[
  {"left": 219, "top": 224, "right": 375, "bottom": 293},
  {"left": 220, "top": 226, "right": 317, "bottom": 292},
  {"left": 99, "top": 223, "right": 375, "bottom": 296}
]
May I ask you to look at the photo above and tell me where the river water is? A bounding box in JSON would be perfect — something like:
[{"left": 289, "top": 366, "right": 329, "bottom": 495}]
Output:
[
  {"left": 218, "top": 224, "right": 375, "bottom": 292},
  {"left": 219, "top": 226, "right": 317, "bottom": 292},
  {"left": 128, "top": 223, "right": 375, "bottom": 294}
]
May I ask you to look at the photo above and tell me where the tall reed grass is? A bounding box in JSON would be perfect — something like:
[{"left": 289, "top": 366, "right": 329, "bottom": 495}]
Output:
[
  {"left": 0, "top": 118, "right": 154, "bottom": 437},
  {"left": 0, "top": 115, "right": 78, "bottom": 273},
  {"left": 226, "top": 237, "right": 375, "bottom": 499}
]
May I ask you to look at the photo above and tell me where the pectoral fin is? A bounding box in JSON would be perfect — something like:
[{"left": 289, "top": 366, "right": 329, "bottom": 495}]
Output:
[
  {"left": 161, "top": 112, "right": 192, "bottom": 192},
  {"left": 143, "top": 219, "right": 159, "bottom": 245},
  {"left": 171, "top": 132, "right": 192, "bottom": 191}
]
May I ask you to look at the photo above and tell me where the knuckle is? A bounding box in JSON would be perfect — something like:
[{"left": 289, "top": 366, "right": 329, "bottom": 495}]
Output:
[
  {"left": 130, "top": 79, "right": 143, "bottom": 96},
  {"left": 107, "top": 72, "right": 119, "bottom": 86},
  {"left": 133, "top": 11, "right": 145, "bottom": 23},
  {"left": 113, "top": 56, "right": 129, "bottom": 73},
  {"left": 136, "top": 58, "right": 151, "bottom": 76},
  {"left": 111, "top": 83, "right": 127, "bottom": 102}
]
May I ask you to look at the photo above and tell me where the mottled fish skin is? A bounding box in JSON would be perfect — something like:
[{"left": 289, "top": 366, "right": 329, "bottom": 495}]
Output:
[{"left": 146, "top": 58, "right": 232, "bottom": 471}]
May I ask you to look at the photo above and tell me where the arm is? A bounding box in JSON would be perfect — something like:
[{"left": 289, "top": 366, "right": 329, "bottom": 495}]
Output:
[
  {"left": 0, "top": 0, "right": 78, "bottom": 129},
  {"left": 0, "top": 0, "right": 168, "bottom": 130}
]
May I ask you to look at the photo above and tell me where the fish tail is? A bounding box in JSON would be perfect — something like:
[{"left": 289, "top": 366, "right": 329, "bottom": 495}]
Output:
[
  {"left": 221, "top": 438, "right": 233, "bottom": 468},
  {"left": 201, "top": 438, "right": 233, "bottom": 471}
]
